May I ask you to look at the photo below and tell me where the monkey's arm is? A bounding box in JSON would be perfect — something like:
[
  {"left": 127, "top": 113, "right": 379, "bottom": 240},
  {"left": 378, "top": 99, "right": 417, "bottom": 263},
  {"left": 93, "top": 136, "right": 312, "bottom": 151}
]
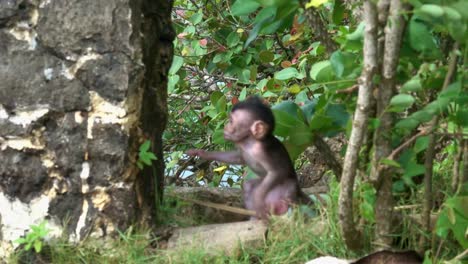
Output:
[{"left": 186, "top": 149, "right": 245, "bottom": 164}]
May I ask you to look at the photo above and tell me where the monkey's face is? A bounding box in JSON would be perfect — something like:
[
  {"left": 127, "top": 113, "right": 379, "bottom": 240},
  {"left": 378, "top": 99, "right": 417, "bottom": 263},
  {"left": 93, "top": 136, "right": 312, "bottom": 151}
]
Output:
[{"left": 224, "top": 110, "right": 252, "bottom": 142}]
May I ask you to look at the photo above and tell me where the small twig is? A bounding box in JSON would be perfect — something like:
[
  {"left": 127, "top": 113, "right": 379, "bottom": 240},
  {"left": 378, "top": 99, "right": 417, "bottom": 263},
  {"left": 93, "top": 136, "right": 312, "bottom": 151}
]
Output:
[
  {"left": 394, "top": 204, "right": 419, "bottom": 211},
  {"left": 167, "top": 194, "right": 256, "bottom": 216},
  {"left": 452, "top": 249, "right": 468, "bottom": 262},
  {"left": 387, "top": 129, "right": 428, "bottom": 160},
  {"left": 336, "top": 85, "right": 359, "bottom": 94}
]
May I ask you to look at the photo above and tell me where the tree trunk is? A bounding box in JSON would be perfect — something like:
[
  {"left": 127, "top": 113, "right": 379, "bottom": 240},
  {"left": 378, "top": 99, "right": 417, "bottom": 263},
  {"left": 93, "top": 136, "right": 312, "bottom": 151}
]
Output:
[
  {"left": 300, "top": 1, "right": 338, "bottom": 54},
  {"left": 370, "top": 0, "right": 408, "bottom": 249},
  {"left": 338, "top": 0, "right": 378, "bottom": 251},
  {"left": 0, "top": 0, "right": 173, "bottom": 257}
]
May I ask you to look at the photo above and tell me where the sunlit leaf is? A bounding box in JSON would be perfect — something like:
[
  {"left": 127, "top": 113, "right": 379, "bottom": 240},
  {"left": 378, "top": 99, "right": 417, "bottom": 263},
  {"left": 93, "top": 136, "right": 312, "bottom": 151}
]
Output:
[
  {"left": 418, "top": 4, "right": 444, "bottom": 18},
  {"left": 196, "top": 170, "right": 205, "bottom": 181},
  {"left": 213, "top": 165, "right": 228, "bottom": 173},
  {"left": 346, "top": 22, "right": 365, "bottom": 41},
  {"left": 305, "top": 0, "right": 329, "bottom": 8},
  {"left": 169, "top": 56, "right": 184, "bottom": 75},
  {"left": 274, "top": 67, "right": 300, "bottom": 80},
  {"left": 388, "top": 94, "right": 415, "bottom": 112},
  {"left": 288, "top": 84, "right": 301, "bottom": 94},
  {"left": 310, "top": 60, "right": 335, "bottom": 82}
]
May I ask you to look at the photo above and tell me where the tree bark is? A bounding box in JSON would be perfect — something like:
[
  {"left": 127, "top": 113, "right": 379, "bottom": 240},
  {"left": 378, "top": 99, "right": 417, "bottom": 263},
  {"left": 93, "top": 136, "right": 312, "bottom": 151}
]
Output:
[
  {"left": 138, "top": 0, "right": 175, "bottom": 225},
  {"left": 451, "top": 137, "right": 463, "bottom": 193},
  {"left": 314, "top": 135, "right": 343, "bottom": 179},
  {"left": 370, "top": 0, "right": 408, "bottom": 249},
  {"left": 419, "top": 43, "right": 459, "bottom": 249},
  {"left": 461, "top": 139, "right": 468, "bottom": 191},
  {"left": 338, "top": 0, "right": 378, "bottom": 251},
  {"left": 458, "top": 139, "right": 468, "bottom": 190},
  {"left": 300, "top": 2, "right": 338, "bottom": 54}
]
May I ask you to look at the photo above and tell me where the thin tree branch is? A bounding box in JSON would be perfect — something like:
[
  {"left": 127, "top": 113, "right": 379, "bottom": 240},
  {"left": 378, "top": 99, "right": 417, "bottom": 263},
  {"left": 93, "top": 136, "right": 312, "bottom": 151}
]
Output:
[
  {"left": 371, "top": 0, "right": 409, "bottom": 249},
  {"left": 338, "top": 0, "right": 378, "bottom": 251},
  {"left": 419, "top": 42, "right": 459, "bottom": 250}
]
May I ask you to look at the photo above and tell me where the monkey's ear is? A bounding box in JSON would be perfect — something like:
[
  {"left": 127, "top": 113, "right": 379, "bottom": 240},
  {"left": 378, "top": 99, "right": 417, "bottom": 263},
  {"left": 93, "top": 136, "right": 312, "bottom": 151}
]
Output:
[{"left": 251, "top": 120, "right": 269, "bottom": 139}]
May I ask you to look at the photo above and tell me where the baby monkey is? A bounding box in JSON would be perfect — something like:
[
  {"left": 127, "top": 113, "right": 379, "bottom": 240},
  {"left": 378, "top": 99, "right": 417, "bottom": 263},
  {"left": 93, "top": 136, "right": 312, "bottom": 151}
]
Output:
[{"left": 186, "top": 96, "right": 312, "bottom": 219}]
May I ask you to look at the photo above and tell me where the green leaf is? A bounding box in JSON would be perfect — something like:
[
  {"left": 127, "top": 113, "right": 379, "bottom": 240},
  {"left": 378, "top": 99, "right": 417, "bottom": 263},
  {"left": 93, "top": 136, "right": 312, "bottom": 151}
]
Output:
[
  {"left": 210, "top": 91, "right": 224, "bottom": 106},
  {"left": 139, "top": 140, "right": 151, "bottom": 152},
  {"left": 169, "top": 56, "right": 184, "bottom": 75},
  {"left": 288, "top": 123, "right": 313, "bottom": 145},
  {"left": 418, "top": 4, "right": 444, "bottom": 18},
  {"left": 396, "top": 118, "right": 419, "bottom": 131},
  {"left": 239, "top": 88, "right": 247, "bottom": 101},
  {"left": 309, "top": 114, "right": 333, "bottom": 131},
  {"left": 380, "top": 158, "right": 401, "bottom": 168},
  {"left": 443, "top": 7, "right": 462, "bottom": 21},
  {"left": 330, "top": 51, "right": 345, "bottom": 78},
  {"left": 226, "top": 32, "right": 240, "bottom": 47},
  {"left": 190, "top": 11, "right": 203, "bottom": 25},
  {"left": 408, "top": 19, "right": 438, "bottom": 53},
  {"left": 146, "top": 152, "right": 157, "bottom": 161},
  {"left": 346, "top": 22, "right": 365, "bottom": 41},
  {"left": 34, "top": 240, "right": 42, "bottom": 253},
  {"left": 216, "top": 95, "right": 227, "bottom": 112},
  {"left": 259, "top": 50, "right": 275, "bottom": 63},
  {"left": 231, "top": 0, "right": 261, "bottom": 16},
  {"left": 256, "top": 0, "right": 291, "bottom": 7},
  {"left": 410, "top": 110, "right": 433, "bottom": 122},
  {"left": 332, "top": 0, "right": 345, "bottom": 25},
  {"left": 288, "top": 84, "right": 302, "bottom": 94},
  {"left": 244, "top": 19, "right": 264, "bottom": 48},
  {"left": 401, "top": 79, "right": 422, "bottom": 92},
  {"left": 388, "top": 94, "right": 415, "bottom": 111},
  {"left": 403, "top": 162, "right": 425, "bottom": 182},
  {"left": 257, "top": 79, "right": 268, "bottom": 90},
  {"left": 168, "top": 74, "right": 180, "bottom": 93},
  {"left": 275, "top": 67, "right": 300, "bottom": 80},
  {"left": 305, "top": 0, "right": 329, "bottom": 8},
  {"left": 272, "top": 102, "right": 305, "bottom": 137},
  {"left": 310, "top": 61, "right": 335, "bottom": 82},
  {"left": 414, "top": 136, "right": 429, "bottom": 153},
  {"left": 435, "top": 211, "right": 451, "bottom": 238},
  {"left": 212, "top": 129, "right": 225, "bottom": 145},
  {"left": 141, "top": 156, "right": 152, "bottom": 166}
]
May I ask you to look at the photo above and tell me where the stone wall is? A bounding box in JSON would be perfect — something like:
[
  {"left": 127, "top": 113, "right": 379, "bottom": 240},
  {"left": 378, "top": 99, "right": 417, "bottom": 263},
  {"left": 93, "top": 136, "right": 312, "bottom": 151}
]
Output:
[{"left": 0, "top": 0, "right": 173, "bottom": 257}]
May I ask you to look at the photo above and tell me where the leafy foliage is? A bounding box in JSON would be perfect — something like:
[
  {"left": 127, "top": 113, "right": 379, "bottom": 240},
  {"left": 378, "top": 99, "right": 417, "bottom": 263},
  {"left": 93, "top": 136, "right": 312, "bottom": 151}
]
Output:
[
  {"left": 166, "top": 0, "right": 467, "bottom": 260},
  {"left": 137, "top": 140, "right": 157, "bottom": 169},
  {"left": 15, "top": 221, "right": 49, "bottom": 253}
]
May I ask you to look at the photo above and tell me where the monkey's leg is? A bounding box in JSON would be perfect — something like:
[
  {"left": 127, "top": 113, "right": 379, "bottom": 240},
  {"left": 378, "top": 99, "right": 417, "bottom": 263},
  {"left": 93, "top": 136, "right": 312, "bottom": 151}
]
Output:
[
  {"left": 243, "top": 178, "right": 262, "bottom": 212},
  {"left": 265, "top": 180, "right": 296, "bottom": 215}
]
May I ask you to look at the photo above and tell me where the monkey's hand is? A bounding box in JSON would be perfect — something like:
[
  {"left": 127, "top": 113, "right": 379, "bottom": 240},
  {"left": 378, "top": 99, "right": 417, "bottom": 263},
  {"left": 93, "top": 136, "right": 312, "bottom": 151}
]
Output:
[{"left": 186, "top": 149, "right": 207, "bottom": 158}]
